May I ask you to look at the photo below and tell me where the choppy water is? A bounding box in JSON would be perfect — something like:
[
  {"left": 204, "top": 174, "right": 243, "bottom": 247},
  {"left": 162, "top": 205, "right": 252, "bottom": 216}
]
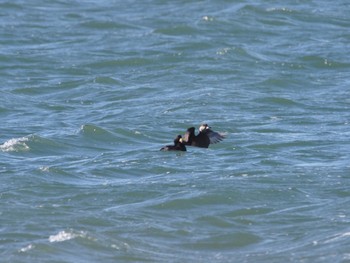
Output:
[{"left": 1, "top": 0, "right": 350, "bottom": 262}]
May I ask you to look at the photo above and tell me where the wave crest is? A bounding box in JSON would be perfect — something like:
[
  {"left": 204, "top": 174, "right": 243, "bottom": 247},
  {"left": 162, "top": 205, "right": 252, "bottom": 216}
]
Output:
[
  {"left": 0, "top": 137, "right": 30, "bottom": 152},
  {"left": 49, "top": 230, "right": 86, "bottom": 243}
]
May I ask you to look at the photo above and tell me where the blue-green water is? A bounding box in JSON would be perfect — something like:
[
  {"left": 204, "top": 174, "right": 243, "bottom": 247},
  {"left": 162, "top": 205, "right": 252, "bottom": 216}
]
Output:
[{"left": 1, "top": 1, "right": 350, "bottom": 262}]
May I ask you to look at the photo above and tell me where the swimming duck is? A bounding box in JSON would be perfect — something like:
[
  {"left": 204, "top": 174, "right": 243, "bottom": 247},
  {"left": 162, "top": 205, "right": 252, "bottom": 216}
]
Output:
[
  {"left": 182, "top": 124, "right": 225, "bottom": 148},
  {"left": 160, "top": 135, "right": 186, "bottom": 151}
]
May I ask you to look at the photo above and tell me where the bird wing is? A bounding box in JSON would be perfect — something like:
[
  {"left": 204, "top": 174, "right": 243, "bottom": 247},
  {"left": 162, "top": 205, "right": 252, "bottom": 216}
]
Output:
[
  {"left": 183, "top": 127, "right": 195, "bottom": 145},
  {"left": 207, "top": 129, "right": 225, "bottom": 144}
]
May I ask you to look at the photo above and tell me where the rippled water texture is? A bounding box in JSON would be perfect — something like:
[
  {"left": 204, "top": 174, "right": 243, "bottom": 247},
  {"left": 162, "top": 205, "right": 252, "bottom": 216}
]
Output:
[{"left": 1, "top": 0, "right": 350, "bottom": 262}]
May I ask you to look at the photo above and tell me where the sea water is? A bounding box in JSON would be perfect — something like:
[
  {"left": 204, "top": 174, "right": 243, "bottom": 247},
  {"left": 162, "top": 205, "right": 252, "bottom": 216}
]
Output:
[{"left": 1, "top": 0, "right": 350, "bottom": 262}]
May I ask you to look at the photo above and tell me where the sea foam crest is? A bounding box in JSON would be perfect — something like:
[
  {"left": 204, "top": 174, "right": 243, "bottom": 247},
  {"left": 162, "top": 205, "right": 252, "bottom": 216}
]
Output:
[
  {"left": 18, "top": 244, "right": 34, "bottom": 253},
  {"left": 0, "top": 137, "right": 30, "bottom": 152},
  {"left": 49, "top": 230, "right": 85, "bottom": 243}
]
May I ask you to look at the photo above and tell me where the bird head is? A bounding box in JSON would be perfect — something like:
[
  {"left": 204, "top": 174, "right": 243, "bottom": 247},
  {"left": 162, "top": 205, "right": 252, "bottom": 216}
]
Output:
[{"left": 199, "top": 124, "right": 210, "bottom": 132}]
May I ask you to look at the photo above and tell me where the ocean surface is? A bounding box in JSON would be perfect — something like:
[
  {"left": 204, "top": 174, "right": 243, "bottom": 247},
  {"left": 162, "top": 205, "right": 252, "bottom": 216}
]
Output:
[{"left": 1, "top": 0, "right": 350, "bottom": 262}]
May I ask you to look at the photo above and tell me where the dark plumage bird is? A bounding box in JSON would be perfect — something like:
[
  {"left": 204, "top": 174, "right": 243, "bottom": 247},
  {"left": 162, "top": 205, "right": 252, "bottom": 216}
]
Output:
[
  {"left": 160, "top": 135, "right": 186, "bottom": 151},
  {"left": 182, "top": 124, "right": 225, "bottom": 148}
]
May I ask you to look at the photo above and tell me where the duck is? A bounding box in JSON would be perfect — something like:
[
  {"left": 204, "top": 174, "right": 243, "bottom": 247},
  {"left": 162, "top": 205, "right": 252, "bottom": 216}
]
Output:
[
  {"left": 160, "top": 135, "right": 186, "bottom": 151},
  {"left": 182, "top": 124, "right": 225, "bottom": 148}
]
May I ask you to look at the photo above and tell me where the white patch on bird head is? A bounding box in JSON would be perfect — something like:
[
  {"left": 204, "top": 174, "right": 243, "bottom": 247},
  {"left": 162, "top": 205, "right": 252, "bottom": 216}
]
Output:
[{"left": 199, "top": 124, "right": 209, "bottom": 132}]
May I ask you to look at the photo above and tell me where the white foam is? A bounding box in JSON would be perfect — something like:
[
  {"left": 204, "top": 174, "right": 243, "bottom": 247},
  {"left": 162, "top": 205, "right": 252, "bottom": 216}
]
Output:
[
  {"left": 19, "top": 244, "right": 34, "bottom": 253},
  {"left": 0, "top": 137, "right": 29, "bottom": 152},
  {"left": 39, "top": 166, "right": 50, "bottom": 172},
  {"left": 49, "top": 230, "right": 79, "bottom": 243}
]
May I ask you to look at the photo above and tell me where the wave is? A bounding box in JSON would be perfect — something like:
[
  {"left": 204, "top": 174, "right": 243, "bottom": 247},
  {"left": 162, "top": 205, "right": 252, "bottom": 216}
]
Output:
[
  {"left": 0, "top": 135, "right": 67, "bottom": 154},
  {"left": 0, "top": 137, "right": 30, "bottom": 152},
  {"left": 300, "top": 55, "right": 350, "bottom": 69},
  {"left": 79, "top": 124, "right": 116, "bottom": 141},
  {"left": 49, "top": 230, "right": 87, "bottom": 243},
  {"left": 79, "top": 124, "right": 150, "bottom": 147}
]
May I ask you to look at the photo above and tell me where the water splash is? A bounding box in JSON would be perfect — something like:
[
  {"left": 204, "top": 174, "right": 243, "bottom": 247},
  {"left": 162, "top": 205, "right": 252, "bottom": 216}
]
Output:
[
  {"left": 0, "top": 137, "right": 30, "bottom": 152},
  {"left": 49, "top": 230, "right": 86, "bottom": 243}
]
